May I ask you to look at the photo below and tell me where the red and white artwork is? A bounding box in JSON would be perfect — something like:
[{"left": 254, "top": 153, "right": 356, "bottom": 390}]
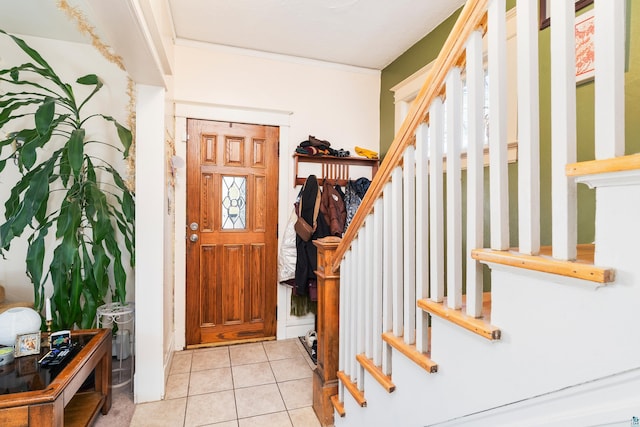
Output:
[{"left": 575, "top": 9, "right": 595, "bottom": 83}]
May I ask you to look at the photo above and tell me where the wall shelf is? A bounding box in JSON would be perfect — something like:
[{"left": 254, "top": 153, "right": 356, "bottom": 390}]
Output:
[{"left": 293, "top": 153, "right": 379, "bottom": 187}]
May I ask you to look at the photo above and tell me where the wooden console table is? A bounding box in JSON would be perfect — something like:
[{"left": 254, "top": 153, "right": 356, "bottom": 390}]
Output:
[{"left": 0, "top": 329, "right": 112, "bottom": 427}]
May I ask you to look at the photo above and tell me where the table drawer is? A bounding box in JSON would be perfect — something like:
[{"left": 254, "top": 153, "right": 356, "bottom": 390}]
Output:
[{"left": 0, "top": 405, "right": 29, "bottom": 427}]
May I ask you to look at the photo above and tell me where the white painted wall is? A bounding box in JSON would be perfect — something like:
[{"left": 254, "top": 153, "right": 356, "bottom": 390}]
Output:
[
  {"left": 171, "top": 41, "right": 381, "bottom": 348},
  {"left": 134, "top": 84, "right": 167, "bottom": 403}
]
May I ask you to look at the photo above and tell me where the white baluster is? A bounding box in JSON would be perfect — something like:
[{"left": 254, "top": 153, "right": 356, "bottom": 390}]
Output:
[
  {"left": 595, "top": 0, "right": 625, "bottom": 159},
  {"left": 429, "top": 98, "right": 445, "bottom": 303},
  {"left": 364, "top": 214, "right": 374, "bottom": 358},
  {"left": 466, "top": 30, "right": 485, "bottom": 318},
  {"left": 350, "top": 238, "right": 359, "bottom": 381},
  {"left": 517, "top": 0, "right": 541, "bottom": 256},
  {"left": 339, "top": 254, "right": 348, "bottom": 401},
  {"left": 446, "top": 68, "right": 463, "bottom": 310},
  {"left": 391, "top": 166, "right": 404, "bottom": 336},
  {"left": 382, "top": 181, "right": 393, "bottom": 376},
  {"left": 343, "top": 249, "right": 351, "bottom": 380},
  {"left": 488, "top": 0, "right": 510, "bottom": 250},
  {"left": 415, "top": 123, "right": 430, "bottom": 351},
  {"left": 372, "top": 198, "right": 384, "bottom": 367},
  {"left": 551, "top": 0, "right": 577, "bottom": 260},
  {"left": 403, "top": 147, "right": 416, "bottom": 344},
  {"left": 356, "top": 231, "right": 365, "bottom": 391}
]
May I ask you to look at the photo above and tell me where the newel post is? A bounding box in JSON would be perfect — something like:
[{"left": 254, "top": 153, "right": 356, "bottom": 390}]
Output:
[{"left": 312, "top": 236, "right": 341, "bottom": 426}]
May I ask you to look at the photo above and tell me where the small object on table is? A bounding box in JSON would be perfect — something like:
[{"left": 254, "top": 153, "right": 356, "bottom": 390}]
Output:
[
  {"left": 42, "top": 319, "right": 52, "bottom": 349},
  {"left": 0, "top": 346, "right": 14, "bottom": 366},
  {"left": 39, "top": 330, "right": 75, "bottom": 367},
  {"left": 42, "top": 298, "right": 53, "bottom": 349}
]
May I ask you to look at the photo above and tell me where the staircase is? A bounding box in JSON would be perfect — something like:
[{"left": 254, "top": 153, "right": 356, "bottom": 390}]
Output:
[{"left": 312, "top": 0, "right": 640, "bottom": 426}]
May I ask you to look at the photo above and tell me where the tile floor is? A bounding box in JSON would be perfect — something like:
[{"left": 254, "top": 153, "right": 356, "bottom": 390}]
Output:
[{"left": 129, "top": 338, "right": 322, "bottom": 427}]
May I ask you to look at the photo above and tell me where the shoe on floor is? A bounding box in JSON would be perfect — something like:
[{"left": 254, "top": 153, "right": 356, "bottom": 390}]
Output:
[{"left": 305, "top": 330, "right": 317, "bottom": 348}]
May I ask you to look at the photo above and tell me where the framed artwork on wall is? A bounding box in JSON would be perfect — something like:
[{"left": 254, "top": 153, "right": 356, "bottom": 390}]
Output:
[
  {"left": 539, "top": 0, "right": 593, "bottom": 29},
  {"left": 575, "top": 9, "right": 595, "bottom": 84}
]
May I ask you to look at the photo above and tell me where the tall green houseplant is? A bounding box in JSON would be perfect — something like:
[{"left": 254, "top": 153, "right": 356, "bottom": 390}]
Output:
[{"left": 0, "top": 30, "right": 135, "bottom": 329}]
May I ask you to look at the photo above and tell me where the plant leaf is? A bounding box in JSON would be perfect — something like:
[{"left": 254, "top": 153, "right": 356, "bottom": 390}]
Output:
[
  {"left": 56, "top": 184, "right": 81, "bottom": 238},
  {"left": 0, "top": 30, "right": 60, "bottom": 83},
  {"left": 0, "top": 99, "right": 42, "bottom": 127},
  {"left": 5, "top": 35, "right": 52, "bottom": 69},
  {"left": 69, "top": 252, "right": 83, "bottom": 325},
  {"left": 77, "top": 75, "right": 104, "bottom": 112},
  {"left": 92, "top": 244, "right": 110, "bottom": 296},
  {"left": 15, "top": 128, "right": 40, "bottom": 170},
  {"left": 101, "top": 115, "right": 132, "bottom": 157},
  {"left": 59, "top": 148, "right": 70, "bottom": 186},
  {"left": 0, "top": 163, "right": 51, "bottom": 246},
  {"left": 76, "top": 74, "right": 100, "bottom": 86},
  {"left": 67, "top": 128, "right": 85, "bottom": 176},
  {"left": 18, "top": 115, "right": 68, "bottom": 170},
  {"left": 35, "top": 97, "right": 55, "bottom": 135},
  {"left": 80, "top": 286, "right": 97, "bottom": 329},
  {"left": 25, "top": 223, "right": 49, "bottom": 288}
]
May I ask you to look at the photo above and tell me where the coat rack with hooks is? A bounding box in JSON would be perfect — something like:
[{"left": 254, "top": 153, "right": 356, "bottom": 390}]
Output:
[{"left": 293, "top": 153, "right": 379, "bottom": 187}]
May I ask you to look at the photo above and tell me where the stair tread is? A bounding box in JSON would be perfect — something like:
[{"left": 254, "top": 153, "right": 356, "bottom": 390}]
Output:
[
  {"left": 330, "top": 394, "right": 346, "bottom": 417},
  {"left": 337, "top": 371, "right": 367, "bottom": 407},
  {"left": 356, "top": 354, "right": 395, "bottom": 393},
  {"left": 381, "top": 332, "right": 438, "bottom": 373},
  {"left": 566, "top": 153, "right": 640, "bottom": 177},
  {"left": 417, "top": 295, "right": 500, "bottom": 341},
  {"left": 472, "top": 244, "right": 614, "bottom": 283}
]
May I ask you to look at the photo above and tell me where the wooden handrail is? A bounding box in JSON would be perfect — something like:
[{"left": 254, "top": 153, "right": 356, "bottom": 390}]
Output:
[{"left": 331, "top": 0, "right": 489, "bottom": 271}]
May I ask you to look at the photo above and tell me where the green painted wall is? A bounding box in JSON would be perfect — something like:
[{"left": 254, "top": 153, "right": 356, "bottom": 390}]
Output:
[{"left": 380, "top": 1, "right": 639, "bottom": 248}]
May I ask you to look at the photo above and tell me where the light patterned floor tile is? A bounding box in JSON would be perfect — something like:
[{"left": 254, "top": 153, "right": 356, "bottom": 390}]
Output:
[
  {"left": 288, "top": 407, "right": 322, "bottom": 427},
  {"left": 234, "top": 383, "right": 286, "bottom": 419},
  {"left": 170, "top": 351, "right": 193, "bottom": 374},
  {"left": 192, "top": 347, "right": 231, "bottom": 371},
  {"left": 238, "top": 411, "right": 293, "bottom": 427},
  {"left": 270, "top": 356, "right": 313, "bottom": 382},
  {"left": 130, "top": 397, "right": 187, "bottom": 427},
  {"left": 278, "top": 378, "right": 313, "bottom": 410},
  {"left": 165, "top": 372, "right": 190, "bottom": 399},
  {"left": 263, "top": 339, "right": 301, "bottom": 361},
  {"left": 229, "top": 342, "right": 268, "bottom": 366},
  {"left": 189, "top": 367, "right": 234, "bottom": 395},
  {"left": 184, "top": 390, "right": 237, "bottom": 427},
  {"left": 232, "top": 362, "right": 275, "bottom": 388}
]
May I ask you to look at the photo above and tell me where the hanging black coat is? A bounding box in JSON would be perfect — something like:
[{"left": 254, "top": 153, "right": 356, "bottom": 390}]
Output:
[{"left": 294, "top": 175, "right": 330, "bottom": 296}]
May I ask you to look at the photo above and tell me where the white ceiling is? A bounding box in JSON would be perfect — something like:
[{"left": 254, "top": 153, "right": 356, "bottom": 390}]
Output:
[
  {"left": 0, "top": 0, "right": 465, "bottom": 72},
  {"left": 168, "top": 0, "right": 465, "bottom": 69}
]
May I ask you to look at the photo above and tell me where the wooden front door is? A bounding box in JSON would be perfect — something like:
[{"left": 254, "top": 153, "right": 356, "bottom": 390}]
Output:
[{"left": 186, "top": 119, "right": 279, "bottom": 346}]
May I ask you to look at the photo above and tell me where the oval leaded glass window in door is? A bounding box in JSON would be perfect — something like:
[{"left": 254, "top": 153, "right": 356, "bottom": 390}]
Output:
[{"left": 221, "top": 176, "right": 246, "bottom": 229}]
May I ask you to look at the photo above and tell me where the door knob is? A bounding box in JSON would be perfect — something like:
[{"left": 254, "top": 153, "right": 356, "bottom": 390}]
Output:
[
  {"left": 190, "top": 222, "right": 199, "bottom": 231},
  {"left": 189, "top": 234, "right": 199, "bottom": 242}
]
